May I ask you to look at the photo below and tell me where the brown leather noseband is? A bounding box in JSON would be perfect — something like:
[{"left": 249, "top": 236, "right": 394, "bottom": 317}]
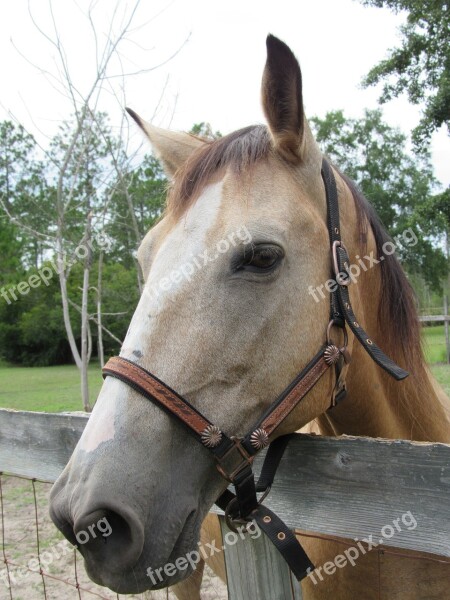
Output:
[{"left": 102, "top": 158, "right": 408, "bottom": 580}]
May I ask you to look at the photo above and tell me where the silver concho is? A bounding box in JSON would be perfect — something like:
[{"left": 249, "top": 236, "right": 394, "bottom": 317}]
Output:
[
  {"left": 324, "top": 344, "right": 340, "bottom": 365},
  {"left": 250, "top": 428, "right": 269, "bottom": 450},
  {"left": 201, "top": 425, "right": 222, "bottom": 448}
]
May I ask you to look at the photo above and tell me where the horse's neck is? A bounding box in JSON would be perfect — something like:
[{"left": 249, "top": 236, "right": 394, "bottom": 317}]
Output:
[
  {"left": 317, "top": 294, "right": 450, "bottom": 444},
  {"left": 318, "top": 345, "right": 450, "bottom": 442}
]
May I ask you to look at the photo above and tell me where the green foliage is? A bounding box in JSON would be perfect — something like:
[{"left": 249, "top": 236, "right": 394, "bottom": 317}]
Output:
[
  {"left": 359, "top": 0, "right": 450, "bottom": 148},
  {"left": 0, "top": 121, "right": 48, "bottom": 271},
  {"left": 107, "top": 154, "right": 167, "bottom": 266},
  {"left": 0, "top": 113, "right": 155, "bottom": 366},
  {"left": 0, "top": 260, "right": 139, "bottom": 365},
  {"left": 97, "top": 262, "right": 140, "bottom": 356},
  {"left": 311, "top": 109, "right": 448, "bottom": 289},
  {"left": 48, "top": 111, "right": 117, "bottom": 247},
  {"left": 0, "top": 262, "right": 73, "bottom": 365},
  {"left": 190, "top": 122, "right": 222, "bottom": 139}
]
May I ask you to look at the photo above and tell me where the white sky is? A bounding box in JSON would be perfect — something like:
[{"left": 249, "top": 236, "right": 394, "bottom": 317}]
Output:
[{"left": 1, "top": 0, "right": 448, "bottom": 187}]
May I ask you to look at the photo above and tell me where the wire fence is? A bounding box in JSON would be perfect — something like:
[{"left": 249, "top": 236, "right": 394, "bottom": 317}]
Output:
[
  {"left": 1, "top": 470, "right": 450, "bottom": 599},
  {"left": 0, "top": 472, "right": 184, "bottom": 600}
]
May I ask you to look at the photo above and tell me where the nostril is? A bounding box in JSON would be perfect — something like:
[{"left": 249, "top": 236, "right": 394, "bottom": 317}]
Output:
[{"left": 74, "top": 507, "right": 144, "bottom": 572}]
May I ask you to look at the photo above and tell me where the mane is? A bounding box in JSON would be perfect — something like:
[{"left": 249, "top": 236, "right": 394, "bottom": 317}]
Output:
[
  {"left": 166, "top": 125, "right": 271, "bottom": 219},
  {"left": 166, "top": 124, "right": 425, "bottom": 378}
]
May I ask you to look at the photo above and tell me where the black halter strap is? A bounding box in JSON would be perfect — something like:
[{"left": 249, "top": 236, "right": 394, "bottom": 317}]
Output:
[
  {"left": 322, "top": 160, "right": 408, "bottom": 381},
  {"left": 102, "top": 158, "right": 408, "bottom": 581}
]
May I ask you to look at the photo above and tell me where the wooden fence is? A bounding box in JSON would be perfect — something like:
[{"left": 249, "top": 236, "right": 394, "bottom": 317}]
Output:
[{"left": 1, "top": 408, "right": 450, "bottom": 599}]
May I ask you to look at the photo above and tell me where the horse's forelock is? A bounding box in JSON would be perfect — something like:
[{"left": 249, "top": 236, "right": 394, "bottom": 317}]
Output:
[{"left": 166, "top": 125, "right": 272, "bottom": 220}]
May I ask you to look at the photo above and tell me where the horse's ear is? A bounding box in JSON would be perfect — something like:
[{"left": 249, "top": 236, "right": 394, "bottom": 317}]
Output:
[
  {"left": 126, "top": 108, "right": 205, "bottom": 177},
  {"left": 261, "top": 35, "right": 305, "bottom": 163}
]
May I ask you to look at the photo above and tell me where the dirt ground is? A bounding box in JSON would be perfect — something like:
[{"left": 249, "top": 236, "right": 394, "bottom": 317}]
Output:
[{"left": 0, "top": 476, "right": 227, "bottom": 600}]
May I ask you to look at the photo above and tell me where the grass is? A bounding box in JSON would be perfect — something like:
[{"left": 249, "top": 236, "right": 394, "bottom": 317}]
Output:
[
  {"left": 0, "top": 361, "right": 103, "bottom": 412},
  {"left": 430, "top": 364, "right": 450, "bottom": 397},
  {"left": 0, "top": 325, "right": 448, "bottom": 412},
  {"left": 422, "top": 324, "right": 449, "bottom": 364}
]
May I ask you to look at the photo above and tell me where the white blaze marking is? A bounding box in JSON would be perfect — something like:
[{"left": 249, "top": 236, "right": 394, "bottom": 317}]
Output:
[
  {"left": 78, "top": 378, "right": 117, "bottom": 452},
  {"left": 79, "top": 182, "right": 224, "bottom": 452},
  {"left": 121, "top": 181, "right": 224, "bottom": 360}
]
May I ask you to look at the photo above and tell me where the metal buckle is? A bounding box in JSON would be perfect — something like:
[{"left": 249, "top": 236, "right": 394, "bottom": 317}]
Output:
[
  {"left": 224, "top": 498, "right": 251, "bottom": 533},
  {"left": 215, "top": 437, "right": 254, "bottom": 483},
  {"left": 332, "top": 240, "right": 351, "bottom": 286},
  {"left": 327, "top": 320, "right": 351, "bottom": 364},
  {"left": 224, "top": 485, "right": 272, "bottom": 533}
]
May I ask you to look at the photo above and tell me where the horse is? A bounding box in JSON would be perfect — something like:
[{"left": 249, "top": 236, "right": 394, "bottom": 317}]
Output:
[{"left": 49, "top": 35, "right": 450, "bottom": 599}]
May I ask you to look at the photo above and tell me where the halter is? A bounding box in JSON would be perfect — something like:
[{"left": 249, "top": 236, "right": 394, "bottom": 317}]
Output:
[{"left": 102, "top": 158, "right": 408, "bottom": 581}]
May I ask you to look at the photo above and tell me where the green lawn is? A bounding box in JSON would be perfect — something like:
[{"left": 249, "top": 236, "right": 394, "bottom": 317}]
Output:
[
  {"left": 422, "top": 326, "right": 450, "bottom": 395},
  {"left": 431, "top": 364, "right": 450, "bottom": 396},
  {"left": 422, "top": 324, "right": 448, "bottom": 364},
  {"left": 0, "top": 325, "right": 448, "bottom": 412},
  {"left": 0, "top": 361, "right": 103, "bottom": 412}
]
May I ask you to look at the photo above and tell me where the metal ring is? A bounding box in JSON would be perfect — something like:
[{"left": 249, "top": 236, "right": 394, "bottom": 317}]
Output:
[
  {"left": 224, "top": 498, "right": 251, "bottom": 533},
  {"left": 327, "top": 320, "right": 348, "bottom": 347}
]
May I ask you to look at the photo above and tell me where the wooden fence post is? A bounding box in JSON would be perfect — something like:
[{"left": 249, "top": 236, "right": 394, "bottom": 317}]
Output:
[{"left": 220, "top": 516, "right": 303, "bottom": 600}]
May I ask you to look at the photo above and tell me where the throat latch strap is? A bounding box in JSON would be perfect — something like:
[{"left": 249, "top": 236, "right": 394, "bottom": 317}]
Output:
[{"left": 321, "top": 159, "right": 408, "bottom": 381}]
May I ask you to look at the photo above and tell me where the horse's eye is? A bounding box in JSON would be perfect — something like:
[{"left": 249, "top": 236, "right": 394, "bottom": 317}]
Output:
[{"left": 236, "top": 244, "right": 284, "bottom": 273}]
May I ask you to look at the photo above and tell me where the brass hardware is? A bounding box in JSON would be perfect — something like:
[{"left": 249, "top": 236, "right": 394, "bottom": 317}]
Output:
[
  {"left": 277, "top": 532, "right": 286, "bottom": 541},
  {"left": 263, "top": 516, "right": 272, "bottom": 524},
  {"left": 366, "top": 339, "right": 373, "bottom": 345},
  {"left": 353, "top": 321, "right": 359, "bottom": 328}
]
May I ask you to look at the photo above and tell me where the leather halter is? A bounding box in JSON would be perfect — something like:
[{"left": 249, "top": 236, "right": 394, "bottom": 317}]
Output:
[{"left": 102, "top": 158, "right": 408, "bottom": 581}]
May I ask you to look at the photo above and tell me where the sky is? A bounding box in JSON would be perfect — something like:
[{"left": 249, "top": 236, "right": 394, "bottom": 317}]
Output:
[{"left": 0, "top": 0, "right": 448, "bottom": 187}]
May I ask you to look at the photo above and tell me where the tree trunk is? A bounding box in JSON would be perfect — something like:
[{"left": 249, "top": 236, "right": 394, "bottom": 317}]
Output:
[
  {"left": 445, "top": 231, "right": 450, "bottom": 364},
  {"left": 57, "top": 239, "right": 82, "bottom": 370},
  {"left": 80, "top": 212, "right": 93, "bottom": 412},
  {"left": 97, "top": 250, "right": 105, "bottom": 367}
]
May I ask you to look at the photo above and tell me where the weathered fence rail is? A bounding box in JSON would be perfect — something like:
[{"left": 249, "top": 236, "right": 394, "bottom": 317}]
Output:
[
  {"left": 419, "top": 315, "right": 450, "bottom": 322},
  {"left": 1, "top": 408, "right": 450, "bottom": 599}
]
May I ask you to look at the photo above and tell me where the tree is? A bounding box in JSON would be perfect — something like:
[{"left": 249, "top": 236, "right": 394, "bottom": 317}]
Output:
[
  {"left": 108, "top": 153, "right": 167, "bottom": 269},
  {"left": 311, "top": 109, "right": 448, "bottom": 289},
  {"left": 0, "top": 121, "right": 49, "bottom": 273},
  {"left": 359, "top": 0, "right": 450, "bottom": 148},
  {"left": 190, "top": 122, "right": 222, "bottom": 139},
  {"left": 1, "top": 0, "right": 187, "bottom": 410}
]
